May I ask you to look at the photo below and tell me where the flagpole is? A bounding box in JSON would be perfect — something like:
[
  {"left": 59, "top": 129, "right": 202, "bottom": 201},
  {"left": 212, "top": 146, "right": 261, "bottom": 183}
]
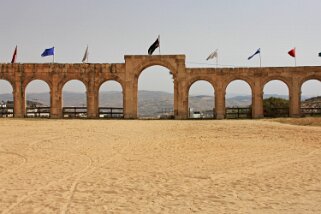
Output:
[
  {"left": 294, "top": 47, "right": 296, "bottom": 67},
  {"left": 259, "top": 52, "right": 262, "bottom": 68},
  {"left": 53, "top": 46, "right": 55, "bottom": 63},
  {"left": 216, "top": 56, "right": 218, "bottom": 67},
  {"left": 87, "top": 45, "right": 89, "bottom": 63},
  {"left": 158, "top": 35, "right": 161, "bottom": 55}
]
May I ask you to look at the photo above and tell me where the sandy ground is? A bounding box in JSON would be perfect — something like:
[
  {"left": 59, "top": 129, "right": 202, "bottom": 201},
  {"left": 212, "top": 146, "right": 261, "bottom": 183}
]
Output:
[{"left": 0, "top": 119, "right": 321, "bottom": 214}]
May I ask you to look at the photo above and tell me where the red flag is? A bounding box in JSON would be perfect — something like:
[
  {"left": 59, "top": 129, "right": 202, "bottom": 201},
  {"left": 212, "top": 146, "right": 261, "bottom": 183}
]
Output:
[
  {"left": 11, "top": 46, "right": 17, "bottom": 63},
  {"left": 288, "top": 48, "right": 296, "bottom": 58}
]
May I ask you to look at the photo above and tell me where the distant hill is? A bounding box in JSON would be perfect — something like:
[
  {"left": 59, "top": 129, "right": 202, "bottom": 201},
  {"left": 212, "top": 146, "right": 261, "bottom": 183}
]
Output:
[
  {"left": 301, "top": 96, "right": 321, "bottom": 108},
  {"left": 0, "top": 91, "right": 318, "bottom": 117}
]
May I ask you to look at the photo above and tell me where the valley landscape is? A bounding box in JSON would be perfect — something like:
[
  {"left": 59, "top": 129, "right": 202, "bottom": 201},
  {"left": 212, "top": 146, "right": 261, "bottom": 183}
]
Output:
[{"left": 1, "top": 91, "right": 317, "bottom": 118}]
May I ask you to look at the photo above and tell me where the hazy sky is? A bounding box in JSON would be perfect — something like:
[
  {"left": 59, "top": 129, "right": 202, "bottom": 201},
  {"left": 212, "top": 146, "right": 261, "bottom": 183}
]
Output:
[{"left": 1, "top": 0, "right": 321, "bottom": 95}]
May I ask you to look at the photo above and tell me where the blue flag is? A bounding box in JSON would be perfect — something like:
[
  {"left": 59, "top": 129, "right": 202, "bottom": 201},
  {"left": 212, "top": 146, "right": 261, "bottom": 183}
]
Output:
[
  {"left": 41, "top": 47, "right": 54, "bottom": 57},
  {"left": 248, "top": 48, "right": 261, "bottom": 60}
]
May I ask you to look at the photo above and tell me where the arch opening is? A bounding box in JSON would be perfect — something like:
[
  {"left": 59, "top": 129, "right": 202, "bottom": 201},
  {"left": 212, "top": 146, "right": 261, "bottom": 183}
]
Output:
[
  {"left": 62, "top": 80, "right": 87, "bottom": 118},
  {"left": 25, "top": 80, "right": 50, "bottom": 118},
  {"left": 138, "top": 65, "right": 174, "bottom": 119},
  {"left": 263, "top": 80, "right": 289, "bottom": 118},
  {"left": 99, "top": 80, "right": 124, "bottom": 118},
  {"left": 0, "top": 79, "right": 14, "bottom": 118},
  {"left": 188, "top": 80, "right": 215, "bottom": 119},
  {"left": 301, "top": 79, "right": 321, "bottom": 116},
  {"left": 225, "top": 80, "right": 252, "bottom": 119}
]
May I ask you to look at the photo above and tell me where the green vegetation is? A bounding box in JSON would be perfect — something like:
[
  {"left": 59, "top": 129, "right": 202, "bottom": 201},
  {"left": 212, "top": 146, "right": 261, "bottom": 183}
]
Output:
[
  {"left": 263, "top": 97, "right": 289, "bottom": 109},
  {"left": 263, "top": 97, "right": 289, "bottom": 117}
]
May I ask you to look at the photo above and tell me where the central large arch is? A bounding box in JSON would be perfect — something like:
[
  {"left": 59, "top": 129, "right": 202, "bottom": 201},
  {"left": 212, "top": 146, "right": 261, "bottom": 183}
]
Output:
[
  {"left": 137, "top": 65, "right": 174, "bottom": 119},
  {"left": 124, "top": 55, "right": 185, "bottom": 119}
]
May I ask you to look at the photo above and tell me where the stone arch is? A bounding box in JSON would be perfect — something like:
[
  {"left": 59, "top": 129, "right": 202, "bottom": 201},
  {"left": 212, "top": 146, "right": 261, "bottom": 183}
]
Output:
[
  {"left": 0, "top": 79, "right": 14, "bottom": 101},
  {"left": 59, "top": 78, "right": 88, "bottom": 94},
  {"left": 137, "top": 65, "right": 175, "bottom": 118},
  {"left": 300, "top": 78, "right": 321, "bottom": 100},
  {"left": 299, "top": 75, "right": 321, "bottom": 90},
  {"left": 61, "top": 79, "right": 88, "bottom": 118},
  {"left": 262, "top": 77, "right": 292, "bottom": 93},
  {"left": 223, "top": 77, "right": 254, "bottom": 94},
  {"left": 263, "top": 79, "right": 290, "bottom": 117},
  {"left": 187, "top": 77, "right": 216, "bottom": 93},
  {"left": 134, "top": 59, "right": 177, "bottom": 80},
  {"left": 188, "top": 79, "right": 215, "bottom": 119},
  {"left": 0, "top": 79, "right": 14, "bottom": 117},
  {"left": 23, "top": 78, "right": 52, "bottom": 95},
  {"left": 98, "top": 79, "right": 124, "bottom": 106},
  {"left": 61, "top": 79, "right": 88, "bottom": 106},
  {"left": 224, "top": 79, "right": 253, "bottom": 118},
  {"left": 0, "top": 78, "right": 15, "bottom": 91},
  {"left": 24, "top": 79, "right": 51, "bottom": 117},
  {"left": 97, "top": 78, "right": 125, "bottom": 94}
]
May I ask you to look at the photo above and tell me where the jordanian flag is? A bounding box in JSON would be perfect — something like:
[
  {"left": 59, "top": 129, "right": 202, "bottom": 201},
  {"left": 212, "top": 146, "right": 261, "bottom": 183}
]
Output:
[
  {"left": 248, "top": 48, "right": 261, "bottom": 60},
  {"left": 148, "top": 35, "right": 160, "bottom": 55}
]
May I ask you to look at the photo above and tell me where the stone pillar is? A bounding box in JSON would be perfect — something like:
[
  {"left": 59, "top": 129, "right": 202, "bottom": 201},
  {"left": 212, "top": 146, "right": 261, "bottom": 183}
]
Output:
[
  {"left": 123, "top": 78, "right": 138, "bottom": 119},
  {"left": 50, "top": 88, "right": 62, "bottom": 119},
  {"left": 174, "top": 79, "right": 179, "bottom": 118},
  {"left": 175, "top": 79, "right": 188, "bottom": 119},
  {"left": 87, "top": 89, "right": 98, "bottom": 118},
  {"left": 13, "top": 83, "right": 24, "bottom": 118},
  {"left": 13, "top": 67, "right": 24, "bottom": 118},
  {"left": 289, "top": 80, "right": 301, "bottom": 117},
  {"left": 252, "top": 81, "right": 264, "bottom": 118},
  {"left": 174, "top": 57, "right": 188, "bottom": 119},
  {"left": 50, "top": 74, "right": 62, "bottom": 118},
  {"left": 215, "top": 87, "right": 225, "bottom": 119},
  {"left": 87, "top": 76, "right": 98, "bottom": 118}
]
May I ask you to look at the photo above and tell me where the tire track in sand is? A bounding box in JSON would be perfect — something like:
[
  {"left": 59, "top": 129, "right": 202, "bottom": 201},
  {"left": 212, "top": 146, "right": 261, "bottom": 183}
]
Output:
[
  {"left": 1, "top": 151, "right": 93, "bottom": 214},
  {"left": 0, "top": 136, "right": 65, "bottom": 178},
  {"left": 1, "top": 135, "right": 94, "bottom": 214},
  {"left": 60, "top": 142, "right": 130, "bottom": 214},
  {"left": 0, "top": 151, "right": 27, "bottom": 175}
]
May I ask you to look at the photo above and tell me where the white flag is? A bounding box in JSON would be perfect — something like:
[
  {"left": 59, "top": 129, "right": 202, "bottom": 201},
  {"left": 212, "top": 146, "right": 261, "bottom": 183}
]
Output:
[
  {"left": 82, "top": 46, "right": 89, "bottom": 63},
  {"left": 206, "top": 49, "right": 218, "bottom": 60}
]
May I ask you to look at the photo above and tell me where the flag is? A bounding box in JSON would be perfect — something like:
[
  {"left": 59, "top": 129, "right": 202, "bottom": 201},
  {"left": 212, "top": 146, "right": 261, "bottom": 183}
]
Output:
[
  {"left": 206, "top": 49, "right": 218, "bottom": 60},
  {"left": 82, "top": 46, "right": 88, "bottom": 63},
  {"left": 318, "top": 52, "right": 321, "bottom": 57},
  {"left": 288, "top": 48, "right": 296, "bottom": 58},
  {"left": 248, "top": 48, "right": 261, "bottom": 60},
  {"left": 11, "top": 46, "right": 17, "bottom": 63},
  {"left": 41, "top": 47, "right": 54, "bottom": 57},
  {"left": 148, "top": 35, "right": 160, "bottom": 55}
]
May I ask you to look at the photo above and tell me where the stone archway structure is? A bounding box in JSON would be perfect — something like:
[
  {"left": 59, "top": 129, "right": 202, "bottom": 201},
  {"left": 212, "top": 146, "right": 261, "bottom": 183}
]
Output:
[{"left": 1, "top": 55, "right": 321, "bottom": 119}]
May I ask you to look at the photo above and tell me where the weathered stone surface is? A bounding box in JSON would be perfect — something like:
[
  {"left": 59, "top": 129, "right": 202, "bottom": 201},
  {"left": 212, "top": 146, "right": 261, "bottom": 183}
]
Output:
[{"left": 0, "top": 55, "right": 321, "bottom": 119}]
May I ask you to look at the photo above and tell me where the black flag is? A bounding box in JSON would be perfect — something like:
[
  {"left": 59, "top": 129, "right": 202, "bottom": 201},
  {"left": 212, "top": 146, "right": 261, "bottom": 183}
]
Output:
[{"left": 148, "top": 36, "right": 160, "bottom": 55}]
